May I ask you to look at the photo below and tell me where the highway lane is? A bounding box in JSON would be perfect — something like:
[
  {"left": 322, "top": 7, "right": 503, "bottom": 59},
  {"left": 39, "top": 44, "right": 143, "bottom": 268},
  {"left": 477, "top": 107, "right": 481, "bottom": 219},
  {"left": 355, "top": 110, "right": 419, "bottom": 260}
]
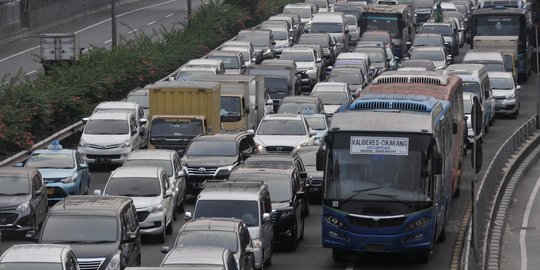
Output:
[
  {"left": 0, "top": 0, "right": 202, "bottom": 79},
  {"left": 0, "top": 73, "right": 538, "bottom": 269}
]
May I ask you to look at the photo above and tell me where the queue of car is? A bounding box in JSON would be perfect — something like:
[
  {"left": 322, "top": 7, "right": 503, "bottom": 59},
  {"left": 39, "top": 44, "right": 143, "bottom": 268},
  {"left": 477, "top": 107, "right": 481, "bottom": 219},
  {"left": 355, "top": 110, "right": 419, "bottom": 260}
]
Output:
[{"left": 0, "top": 0, "right": 526, "bottom": 268}]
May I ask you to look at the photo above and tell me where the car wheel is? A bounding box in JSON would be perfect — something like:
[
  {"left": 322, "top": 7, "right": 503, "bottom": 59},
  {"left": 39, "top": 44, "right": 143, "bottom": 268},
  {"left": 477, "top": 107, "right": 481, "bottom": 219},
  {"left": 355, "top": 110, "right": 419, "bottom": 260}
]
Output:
[
  {"left": 332, "top": 249, "right": 348, "bottom": 263},
  {"left": 166, "top": 217, "right": 174, "bottom": 235}
]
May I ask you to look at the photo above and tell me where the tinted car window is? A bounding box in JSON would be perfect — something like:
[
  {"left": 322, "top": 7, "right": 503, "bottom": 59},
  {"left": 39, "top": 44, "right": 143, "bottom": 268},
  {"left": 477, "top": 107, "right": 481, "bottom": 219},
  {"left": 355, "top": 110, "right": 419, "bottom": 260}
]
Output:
[
  {"left": 105, "top": 177, "right": 161, "bottom": 196},
  {"left": 278, "top": 103, "right": 318, "bottom": 114},
  {"left": 195, "top": 200, "right": 259, "bottom": 226},
  {"left": 84, "top": 120, "right": 128, "bottom": 135},
  {"left": 411, "top": 51, "right": 445, "bottom": 61},
  {"left": 264, "top": 178, "right": 292, "bottom": 202},
  {"left": 237, "top": 34, "right": 269, "bottom": 47},
  {"left": 208, "top": 56, "right": 240, "bottom": 69},
  {"left": 0, "top": 174, "right": 29, "bottom": 195},
  {"left": 187, "top": 140, "right": 237, "bottom": 156},
  {"left": 280, "top": 51, "right": 315, "bottom": 62},
  {"left": 41, "top": 216, "right": 117, "bottom": 242},
  {"left": 177, "top": 231, "right": 239, "bottom": 252},
  {"left": 26, "top": 152, "right": 75, "bottom": 168},
  {"left": 257, "top": 119, "right": 306, "bottom": 135}
]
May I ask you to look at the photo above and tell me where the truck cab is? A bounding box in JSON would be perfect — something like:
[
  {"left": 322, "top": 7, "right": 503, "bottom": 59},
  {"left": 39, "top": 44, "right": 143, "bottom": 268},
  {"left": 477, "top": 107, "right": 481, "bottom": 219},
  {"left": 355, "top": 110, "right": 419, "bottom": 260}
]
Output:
[{"left": 148, "top": 115, "right": 208, "bottom": 155}]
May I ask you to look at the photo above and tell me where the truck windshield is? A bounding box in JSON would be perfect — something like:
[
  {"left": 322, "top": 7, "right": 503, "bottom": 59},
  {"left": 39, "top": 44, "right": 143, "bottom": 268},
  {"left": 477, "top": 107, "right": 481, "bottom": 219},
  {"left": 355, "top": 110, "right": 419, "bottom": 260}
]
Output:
[
  {"left": 221, "top": 96, "right": 242, "bottom": 120},
  {"left": 325, "top": 132, "right": 432, "bottom": 202},
  {"left": 194, "top": 200, "right": 260, "bottom": 226},
  {"left": 310, "top": 22, "right": 343, "bottom": 33},
  {"left": 475, "top": 15, "right": 521, "bottom": 36},
  {"left": 151, "top": 118, "right": 203, "bottom": 137},
  {"left": 363, "top": 15, "right": 400, "bottom": 39},
  {"left": 462, "top": 81, "right": 481, "bottom": 97},
  {"left": 265, "top": 77, "right": 290, "bottom": 100},
  {"left": 84, "top": 120, "right": 128, "bottom": 135}
]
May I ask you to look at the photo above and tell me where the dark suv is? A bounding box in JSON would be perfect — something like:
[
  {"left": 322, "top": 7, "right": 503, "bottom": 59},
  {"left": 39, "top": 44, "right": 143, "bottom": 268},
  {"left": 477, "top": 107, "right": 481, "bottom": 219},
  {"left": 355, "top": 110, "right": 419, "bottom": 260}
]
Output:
[
  {"left": 419, "top": 22, "right": 459, "bottom": 56},
  {"left": 182, "top": 132, "right": 258, "bottom": 194},
  {"left": 30, "top": 196, "right": 142, "bottom": 270},
  {"left": 229, "top": 167, "right": 307, "bottom": 251},
  {"left": 0, "top": 168, "right": 48, "bottom": 233}
]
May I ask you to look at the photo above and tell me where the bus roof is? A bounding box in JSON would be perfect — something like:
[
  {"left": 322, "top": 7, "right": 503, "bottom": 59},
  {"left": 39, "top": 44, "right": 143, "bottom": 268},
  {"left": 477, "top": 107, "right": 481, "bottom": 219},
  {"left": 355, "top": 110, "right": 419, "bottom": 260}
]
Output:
[
  {"left": 364, "top": 4, "right": 409, "bottom": 14},
  {"left": 472, "top": 6, "right": 527, "bottom": 16}
]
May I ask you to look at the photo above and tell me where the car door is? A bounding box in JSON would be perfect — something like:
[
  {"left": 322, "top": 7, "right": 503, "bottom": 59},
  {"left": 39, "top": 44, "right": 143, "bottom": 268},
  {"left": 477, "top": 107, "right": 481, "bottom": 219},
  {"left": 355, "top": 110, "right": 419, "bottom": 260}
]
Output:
[
  {"left": 32, "top": 174, "right": 47, "bottom": 225},
  {"left": 173, "top": 155, "right": 186, "bottom": 202},
  {"left": 75, "top": 152, "right": 90, "bottom": 194},
  {"left": 161, "top": 173, "right": 174, "bottom": 221},
  {"left": 261, "top": 195, "right": 273, "bottom": 261},
  {"left": 119, "top": 207, "right": 134, "bottom": 267},
  {"left": 129, "top": 116, "right": 140, "bottom": 149},
  {"left": 240, "top": 226, "right": 255, "bottom": 270}
]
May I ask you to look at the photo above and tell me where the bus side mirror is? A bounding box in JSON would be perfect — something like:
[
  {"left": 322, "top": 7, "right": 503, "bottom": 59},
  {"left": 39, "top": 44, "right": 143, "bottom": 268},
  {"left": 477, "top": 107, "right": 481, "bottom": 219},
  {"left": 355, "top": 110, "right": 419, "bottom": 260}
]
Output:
[
  {"left": 316, "top": 148, "right": 326, "bottom": 171},
  {"left": 471, "top": 97, "right": 483, "bottom": 136}
]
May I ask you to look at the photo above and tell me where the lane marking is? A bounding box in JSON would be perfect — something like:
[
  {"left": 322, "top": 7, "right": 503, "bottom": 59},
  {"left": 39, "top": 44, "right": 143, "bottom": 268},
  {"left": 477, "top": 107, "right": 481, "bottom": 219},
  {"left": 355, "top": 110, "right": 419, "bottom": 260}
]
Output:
[
  {"left": 165, "top": 13, "right": 174, "bottom": 18},
  {"left": 519, "top": 175, "right": 540, "bottom": 270},
  {"left": 147, "top": 20, "right": 156, "bottom": 26},
  {"left": 0, "top": 0, "right": 179, "bottom": 64},
  {"left": 104, "top": 39, "right": 112, "bottom": 44},
  {"left": 127, "top": 28, "right": 139, "bottom": 34},
  {"left": 25, "top": 70, "right": 37, "bottom": 76}
]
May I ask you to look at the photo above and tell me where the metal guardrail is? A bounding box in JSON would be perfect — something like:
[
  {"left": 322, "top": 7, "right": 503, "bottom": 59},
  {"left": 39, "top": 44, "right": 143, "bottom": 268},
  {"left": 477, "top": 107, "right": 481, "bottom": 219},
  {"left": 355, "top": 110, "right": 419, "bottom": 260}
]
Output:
[
  {"left": 472, "top": 114, "right": 538, "bottom": 268},
  {"left": 0, "top": 120, "right": 84, "bottom": 167}
]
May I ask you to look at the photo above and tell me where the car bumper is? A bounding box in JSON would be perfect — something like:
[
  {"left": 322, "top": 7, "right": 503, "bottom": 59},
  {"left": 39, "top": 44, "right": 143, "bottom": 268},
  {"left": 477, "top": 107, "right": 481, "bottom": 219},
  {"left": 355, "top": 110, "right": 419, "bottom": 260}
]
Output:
[
  {"left": 78, "top": 147, "right": 132, "bottom": 164},
  {"left": 494, "top": 99, "right": 518, "bottom": 114},
  {"left": 252, "top": 243, "right": 263, "bottom": 269},
  {"left": 137, "top": 210, "right": 166, "bottom": 235},
  {"left": 0, "top": 209, "right": 35, "bottom": 231},
  {"left": 45, "top": 182, "right": 79, "bottom": 203}
]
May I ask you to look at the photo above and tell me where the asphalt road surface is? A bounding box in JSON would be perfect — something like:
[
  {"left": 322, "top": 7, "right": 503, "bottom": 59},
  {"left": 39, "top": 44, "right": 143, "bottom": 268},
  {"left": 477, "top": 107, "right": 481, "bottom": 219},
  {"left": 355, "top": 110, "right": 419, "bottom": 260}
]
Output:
[{"left": 0, "top": 0, "right": 202, "bottom": 79}]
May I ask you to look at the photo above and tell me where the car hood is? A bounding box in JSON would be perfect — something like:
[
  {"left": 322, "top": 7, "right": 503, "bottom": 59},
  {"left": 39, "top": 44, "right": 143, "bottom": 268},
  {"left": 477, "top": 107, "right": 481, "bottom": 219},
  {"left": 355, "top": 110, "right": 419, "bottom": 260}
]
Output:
[
  {"left": 323, "top": 104, "right": 341, "bottom": 113},
  {"left": 372, "top": 62, "right": 385, "bottom": 69},
  {"left": 255, "top": 135, "right": 309, "bottom": 147},
  {"left": 274, "top": 40, "right": 289, "bottom": 48},
  {"left": 65, "top": 242, "right": 118, "bottom": 259},
  {"left": 296, "top": 62, "right": 316, "bottom": 70},
  {"left": 493, "top": 89, "right": 515, "bottom": 97},
  {"left": 0, "top": 195, "right": 30, "bottom": 209},
  {"left": 81, "top": 134, "right": 129, "bottom": 145},
  {"left": 132, "top": 196, "right": 163, "bottom": 209},
  {"left": 39, "top": 168, "right": 75, "bottom": 180},
  {"left": 182, "top": 156, "right": 238, "bottom": 168}
]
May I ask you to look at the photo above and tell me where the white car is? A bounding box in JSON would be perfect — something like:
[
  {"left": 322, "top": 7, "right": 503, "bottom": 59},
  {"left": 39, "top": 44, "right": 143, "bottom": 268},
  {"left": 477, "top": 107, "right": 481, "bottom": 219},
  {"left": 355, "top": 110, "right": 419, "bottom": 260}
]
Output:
[
  {"left": 489, "top": 71, "right": 520, "bottom": 118},
  {"left": 252, "top": 114, "right": 316, "bottom": 152},
  {"left": 0, "top": 244, "right": 79, "bottom": 270},
  {"left": 409, "top": 47, "right": 450, "bottom": 70},
  {"left": 100, "top": 166, "right": 175, "bottom": 242},
  {"left": 78, "top": 111, "right": 143, "bottom": 164}
]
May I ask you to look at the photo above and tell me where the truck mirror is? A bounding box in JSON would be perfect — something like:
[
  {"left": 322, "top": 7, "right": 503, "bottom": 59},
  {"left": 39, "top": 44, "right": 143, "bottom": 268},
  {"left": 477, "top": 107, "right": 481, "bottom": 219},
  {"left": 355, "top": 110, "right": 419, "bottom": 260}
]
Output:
[
  {"left": 471, "top": 96, "right": 483, "bottom": 136},
  {"left": 316, "top": 148, "right": 326, "bottom": 171}
]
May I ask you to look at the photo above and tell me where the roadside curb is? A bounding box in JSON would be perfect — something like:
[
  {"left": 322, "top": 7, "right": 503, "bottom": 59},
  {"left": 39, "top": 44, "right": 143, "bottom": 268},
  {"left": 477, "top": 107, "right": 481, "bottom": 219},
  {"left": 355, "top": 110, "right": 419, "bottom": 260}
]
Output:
[
  {"left": 486, "top": 132, "right": 540, "bottom": 270},
  {"left": 451, "top": 203, "right": 471, "bottom": 270}
]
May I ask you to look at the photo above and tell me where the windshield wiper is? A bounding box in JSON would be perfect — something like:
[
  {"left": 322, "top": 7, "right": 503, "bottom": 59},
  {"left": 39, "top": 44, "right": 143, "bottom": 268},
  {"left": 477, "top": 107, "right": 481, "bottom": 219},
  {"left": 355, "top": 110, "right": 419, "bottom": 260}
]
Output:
[
  {"left": 340, "top": 186, "right": 383, "bottom": 205},
  {"left": 367, "top": 193, "right": 413, "bottom": 207}
]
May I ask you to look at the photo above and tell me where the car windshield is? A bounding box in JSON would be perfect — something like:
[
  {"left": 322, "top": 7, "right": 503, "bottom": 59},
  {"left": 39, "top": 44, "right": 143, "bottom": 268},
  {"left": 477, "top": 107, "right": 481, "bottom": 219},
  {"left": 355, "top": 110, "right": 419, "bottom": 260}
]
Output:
[
  {"left": 0, "top": 174, "right": 29, "bottom": 195},
  {"left": 298, "top": 150, "right": 317, "bottom": 166},
  {"left": 194, "top": 200, "right": 259, "bottom": 226},
  {"left": 490, "top": 77, "right": 514, "bottom": 90},
  {"left": 105, "top": 177, "right": 161, "bottom": 197},
  {"left": 208, "top": 56, "right": 240, "bottom": 69},
  {"left": 311, "top": 91, "right": 349, "bottom": 105},
  {"left": 305, "top": 115, "right": 327, "bottom": 130},
  {"left": 41, "top": 216, "right": 117, "bottom": 243},
  {"left": 26, "top": 152, "right": 75, "bottom": 168},
  {"left": 221, "top": 96, "right": 242, "bottom": 118},
  {"left": 151, "top": 118, "right": 204, "bottom": 137},
  {"left": 187, "top": 140, "right": 237, "bottom": 156},
  {"left": 280, "top": 51, "right": 314, "bottom": 62},
  {"left": 257, "top": 119, "right": 306, "bottom": 135},
  {"left": 176, "top": 231, "right": 239, "bottom": 253},
  {"left": 482, "top": 63, "right": 505, "bottom": 72},
  {"left": 84, "top": 120, "right": 128, "bottom": 135},
  {"left": 421, "top": 25, "right": 452, "bottom": 36},
  {"left": 124, "top": 159, "right": 173, "bottom": 176},
  {"left": 0, "top": 263, "right": 62, "bottom": 270},
  {"left": 279, "top": 101, "right": 320, "bottom": 114},
  {"left": 413, "top": 37, "right": 443, "bottom": 47},
  {"left": 126, "top": 95, "right": 149, "bottom": 109},
  {"left": 345, "top": 16, "right": 357, "bottom": 25},
  {"left": 284, "top": 7, "right": 312, "bottom": 19},
  {"left": 462, "top": 81, "right": 481, "bottom": 97},
  {"left": 411, "top": 51, "right": 445, "bottom": 61},
  {"left": 327, "top": 73, "right": 362, "bottom": 85},
  {"left": 176, "top": 70, "right": 214, "bottom": 81},
  {"left": 298, "top": 36, "right": 328, "bottom": 48},
  {"left": 237, "top": 33, "right": 269, "bottom": 47},
  {"left": 272, "top": 30, "right": 288, "bottom": 40},
  {"left": 310, "top": 22, "right": 343, "bottom": 33}
]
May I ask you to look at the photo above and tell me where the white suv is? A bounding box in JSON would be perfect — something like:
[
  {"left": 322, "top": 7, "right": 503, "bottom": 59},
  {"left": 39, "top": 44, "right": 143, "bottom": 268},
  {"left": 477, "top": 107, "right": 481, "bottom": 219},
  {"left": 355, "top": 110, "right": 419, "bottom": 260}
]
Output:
[
  {"left": 251, "top": 114, "right": 316, "bottom": 153},
  {"left": 78, "top": 111, "right": 143, "bottom": 164},
  {"left": 100, "top": 166, "right": 175, "bottom": 242},
  {"left": 91, "top": 101, "right": 148, "bottom": 148}
]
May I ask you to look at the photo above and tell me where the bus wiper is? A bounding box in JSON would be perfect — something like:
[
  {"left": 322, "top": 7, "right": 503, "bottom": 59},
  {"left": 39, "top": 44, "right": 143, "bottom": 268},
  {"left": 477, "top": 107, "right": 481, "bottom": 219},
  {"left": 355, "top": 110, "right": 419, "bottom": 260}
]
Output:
[
  {"left": 367, "top": 193, "right": 413, "bottom": 207},
  {"left": 340, "top": 186, "right": 383, "bottom": 205}
]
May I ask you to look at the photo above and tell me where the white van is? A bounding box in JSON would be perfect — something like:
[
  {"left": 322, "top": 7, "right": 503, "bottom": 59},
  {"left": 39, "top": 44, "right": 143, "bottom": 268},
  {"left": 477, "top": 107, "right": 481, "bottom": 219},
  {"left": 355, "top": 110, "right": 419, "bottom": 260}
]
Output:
[
  {"left": 309, "top": 12, "right": 350, "bottom": 52},
  {"left": 445, "top": 64, "right": 495, "bottom": 133}
]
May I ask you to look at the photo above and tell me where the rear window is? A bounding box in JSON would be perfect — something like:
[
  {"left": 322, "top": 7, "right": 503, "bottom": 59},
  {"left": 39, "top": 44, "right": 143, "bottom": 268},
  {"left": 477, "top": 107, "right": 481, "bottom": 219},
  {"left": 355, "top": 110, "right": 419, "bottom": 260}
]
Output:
[{"left": 195, "top": 200, "right": 260, "bottom": 226}]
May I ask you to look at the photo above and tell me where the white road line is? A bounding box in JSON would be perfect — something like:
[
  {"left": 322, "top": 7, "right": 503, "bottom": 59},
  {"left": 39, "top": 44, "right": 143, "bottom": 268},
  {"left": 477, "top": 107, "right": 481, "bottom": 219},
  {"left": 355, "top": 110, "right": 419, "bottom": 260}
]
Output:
[
  {"left": 0, "top": 46, "right": 40, "bottom": 63},
  {"left": 25, "top": 70, "right": 37, "bottom": 76},
  {"left": 104, "top": 39, "right": 112, "bottom": 44},
  {"left": 519, "top": 175, "right": 540, "bottom": 270},
  {"left": 165, "top": 13, "right": 174, "bottom": 18},
  {"left": 346, "top": 261, "right": 355, "bottom": 270},
  {"left": 147, "top": 20, "right": 156, "bottom": 26},
  {"left": 1, "top": 0, "right": 178, "bottom": 64},
  {"left": 127, "top": 29, "right": 139, "bottom": 34}
]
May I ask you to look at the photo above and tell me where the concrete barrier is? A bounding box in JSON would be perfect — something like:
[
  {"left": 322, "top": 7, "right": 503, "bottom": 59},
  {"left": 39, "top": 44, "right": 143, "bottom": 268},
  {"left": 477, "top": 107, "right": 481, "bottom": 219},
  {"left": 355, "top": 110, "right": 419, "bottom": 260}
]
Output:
[{"left": 0, "top": 0, "right": 22, "bottom": 37}]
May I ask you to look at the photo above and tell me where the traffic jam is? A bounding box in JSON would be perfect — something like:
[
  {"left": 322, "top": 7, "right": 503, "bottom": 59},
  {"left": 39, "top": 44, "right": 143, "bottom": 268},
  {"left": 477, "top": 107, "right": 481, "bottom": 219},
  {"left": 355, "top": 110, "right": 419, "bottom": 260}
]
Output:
[{"left": 0, "top": 0, "right": 532, "bottom": 269}]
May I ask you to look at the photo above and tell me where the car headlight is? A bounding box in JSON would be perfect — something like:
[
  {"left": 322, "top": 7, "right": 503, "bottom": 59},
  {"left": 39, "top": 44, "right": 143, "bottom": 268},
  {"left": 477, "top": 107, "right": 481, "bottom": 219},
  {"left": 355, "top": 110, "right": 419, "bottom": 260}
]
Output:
[
  {"left": 406, "top": 217, "right": 430, "bottom": 231},
  {"left": 16, "top": 202, "right": 29, "bottom": 212},
  {"left": 324, "top": 215, "right": 346, "bottom": 229},
  {"left": 61, "top": 174, "right": 78, "bottom": 183},
  {"left": 507, "top": 93, "right": 516, "bottom": 99},
  {"left": 149, "top": 204, "right": 163, "bottom": 213},
  {"left": 79, "top": 139, "right": 88, "bottom": 148},
  {"left": 105, "top": 253, "right": 121, "bottom": 270},
  {"left": 119, "top": 140, "right": 131, "bottom": 148},
  {"left": 257, "top": 144, "right": 265, "bottom": 151}
]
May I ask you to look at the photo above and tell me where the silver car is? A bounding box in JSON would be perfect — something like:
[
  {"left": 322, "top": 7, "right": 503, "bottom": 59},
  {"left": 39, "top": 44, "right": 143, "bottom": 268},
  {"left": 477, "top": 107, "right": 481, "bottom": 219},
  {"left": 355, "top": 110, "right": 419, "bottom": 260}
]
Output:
[
  {"left": 0, "top": 244, "right": 79, "bottom": 270},
  {"left": 489, "top": 71, "right": 520, "bottom": 118}
]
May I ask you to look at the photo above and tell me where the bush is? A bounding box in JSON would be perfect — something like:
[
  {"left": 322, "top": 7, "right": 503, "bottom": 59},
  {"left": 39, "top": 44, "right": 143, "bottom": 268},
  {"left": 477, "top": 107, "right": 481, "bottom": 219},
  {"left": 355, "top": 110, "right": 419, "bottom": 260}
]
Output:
[{"left": 0, "top": 0, "right": 299, "bottom": 159}]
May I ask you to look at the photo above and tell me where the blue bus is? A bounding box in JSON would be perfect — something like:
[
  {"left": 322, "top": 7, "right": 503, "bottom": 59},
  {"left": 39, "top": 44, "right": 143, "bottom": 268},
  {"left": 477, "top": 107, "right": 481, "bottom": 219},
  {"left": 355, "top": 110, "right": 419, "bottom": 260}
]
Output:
[
  {"left": 317, "top": 93, "right": 453, "bottom": 263},
  {"left": 470, "top": 7, "right": 532, "bottom": 81}
]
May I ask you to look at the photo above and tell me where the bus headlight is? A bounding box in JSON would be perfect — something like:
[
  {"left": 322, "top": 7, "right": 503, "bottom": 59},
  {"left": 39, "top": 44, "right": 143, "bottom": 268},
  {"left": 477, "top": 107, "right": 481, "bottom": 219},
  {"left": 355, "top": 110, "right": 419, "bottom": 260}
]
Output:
[
  {"left": 324, "top": 215, "right": 346, "bottom": 229},
  {"left": 406, "top": 217, "right": 430, "bottom": 231}
]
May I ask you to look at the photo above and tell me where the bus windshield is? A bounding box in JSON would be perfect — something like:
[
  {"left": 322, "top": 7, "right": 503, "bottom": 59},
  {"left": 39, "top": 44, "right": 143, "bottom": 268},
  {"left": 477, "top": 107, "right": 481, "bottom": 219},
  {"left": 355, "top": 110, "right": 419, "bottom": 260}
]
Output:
[
  {"left": 324, "top": 132, "right": 433, "bottom": 202},
  {"left": 474, "top": 15, "right": 521, "bottom": 36},
  {"left": 362, "top": 14, "right": 401, "bottom": 39}
]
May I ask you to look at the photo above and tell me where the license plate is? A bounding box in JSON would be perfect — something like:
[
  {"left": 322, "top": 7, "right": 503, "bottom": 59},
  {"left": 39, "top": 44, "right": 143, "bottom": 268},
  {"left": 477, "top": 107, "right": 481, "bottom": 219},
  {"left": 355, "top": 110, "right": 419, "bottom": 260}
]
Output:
[
  {"left": 365, "top": 244, "right": 385, "bottom": 252},
  {"left": 47, "top": 189, "right": 54, "bottom": 195}
]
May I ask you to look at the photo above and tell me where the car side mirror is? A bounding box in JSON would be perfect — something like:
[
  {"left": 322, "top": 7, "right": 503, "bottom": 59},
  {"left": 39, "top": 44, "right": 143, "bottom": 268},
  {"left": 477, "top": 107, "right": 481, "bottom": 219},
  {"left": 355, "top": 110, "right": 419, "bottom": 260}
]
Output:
[
  {"left": 296, "top": 190, "right": 305, "bottom": 197},
  {"left": 184, "top": 211, "right": 192, "bottom": 221},
  {"left": 161, "top": 246, "right": 171, "bottom": 254},
  {"left": 122, "top": 231, "right": 137, "bottom": 244},
  {"left": 93, "top": 189, "right": 102, "bottom": 195},
  {"left": 79, "top": 163, "right": 88, "bottom": 169},
  {"left": 344, "top": 29, "right": 350, "bottom": 34},
  {"left": 177, "top": 170, "right": 184, "bottom": 178},
  {"left": 139, "top": 128, "right": 145, "bottom": 137},
  {"left": 164, "top": 190, "right": 173, "bottom": 198},
  {"left": 316, "top": 58, "right": 322, "bottom": 63},
  {"left": 446, "top": 55, "right": 453, "bottom": 61},
  {"left": 131, "top": 129, "right": 137, "bottom": 136},
  {"left": 517, "top": 85, "right": 521, "bottom": 90},
  {"left": 244, "top": 108, "right": 250, "bottom": 115},
  {"left": 299, "top": 172, "right": 308, "bottom": 179},
  {"left": 82, "top": 117, "right": 89, "bottom": 123},
  {"left": 25, "top": 230, "right": 38, "bottom": 242},
  {"left": 247, "top": 129, "right": 255, "bottom": 135},
  {"left": 262, "top": 212, "right": 271, "bottom": 222},
  {"left": 265, "top": 99, "right": 274, "bottom": 105}
]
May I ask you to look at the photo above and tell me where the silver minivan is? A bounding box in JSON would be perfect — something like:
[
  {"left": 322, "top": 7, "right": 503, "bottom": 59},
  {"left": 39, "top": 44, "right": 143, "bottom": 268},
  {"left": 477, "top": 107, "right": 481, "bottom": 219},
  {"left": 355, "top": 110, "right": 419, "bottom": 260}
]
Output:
[{"left": 309, "top": 12, "right": 349, "bottom": 52}]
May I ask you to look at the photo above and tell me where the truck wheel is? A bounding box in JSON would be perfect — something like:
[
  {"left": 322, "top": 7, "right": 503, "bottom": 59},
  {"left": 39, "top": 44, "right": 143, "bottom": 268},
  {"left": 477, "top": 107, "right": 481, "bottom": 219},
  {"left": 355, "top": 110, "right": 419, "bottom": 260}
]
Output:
[{"left": 332, "top": 249, "right": 348, "bottom": 263}]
